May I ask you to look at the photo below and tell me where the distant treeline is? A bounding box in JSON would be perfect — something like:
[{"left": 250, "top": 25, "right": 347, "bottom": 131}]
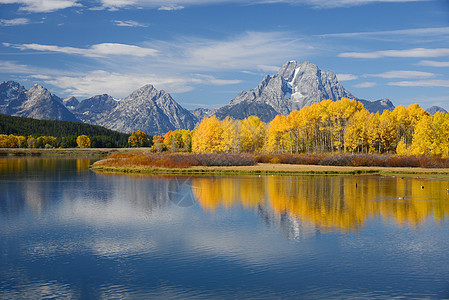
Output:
[{"left": 0, "top": 114, "right": 130, "bottom": 148}]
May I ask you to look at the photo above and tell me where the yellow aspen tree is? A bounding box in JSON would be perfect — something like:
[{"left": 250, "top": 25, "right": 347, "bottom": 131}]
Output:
[
  {"left": 288, "top": 109, "right": 314, "bottom": 153},
  {"left": 327, "top": 98, "right": 364, "bottom": 152},
  {"left": 220, "top": 117, "right": 239, "bottom": 152},
  {"left": 429, "top": 112, "right": 449, "bottom": 156},
  {"left": 367, "top": 112, "right": 381, "bottom": 153},
  {"left": 264, "top": 114, "right": 289, "bottom": 153},
  {"left": 378, "top": 110, "right": 397, "bottom": 153},
  {"left": 76, "top": 135, "right": 91, "bottom": 148},
  {"left": 151, "top": 135, "right": 166, "bottom": 152},
  {"left": 392, "top": 105, "right": 409, "bottom": 145},
  {"left": 192, "top": 115, "right": 224, "bottom": 153},
  {"left": 239, "top": 116, "right": 266, "bottom": 153},
  {"left": 17, "top": 136, "right": 27, "bottom": 148},
  {"left": 396, "top": 138, "right": 409, "bottom": 156},
  {"left": 344, "top": 109, "right": 370, "bottom": 153},
  {"left": 128, "top": 130, "right": 150, "bottom": 147},
  {"left": 406, "top": 103, "right": 428, "bottom": 146},
  {"left": 410, "top": 115, "right": 432, "bottom": 156}
]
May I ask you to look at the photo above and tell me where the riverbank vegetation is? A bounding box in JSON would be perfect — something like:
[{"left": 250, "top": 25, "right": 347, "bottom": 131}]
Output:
[
  {"left": 93, "top": 152, "right": 256, "bottom": 169},
  {"left": 92, "top": 152, "right": 449, "bottom": 172},
  {"left": 190, "top": 98, "right": 449, "bottom": 157}
]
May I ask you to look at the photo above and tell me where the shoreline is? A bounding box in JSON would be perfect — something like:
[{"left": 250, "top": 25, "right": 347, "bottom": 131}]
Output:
[
  {"left": 2, "top": 148, "right": 449, "bottom": 176},
  {"left": 91, "top": 163, "right": 449, "bottom": 176},
  {"left": 0, "top": 148, "right": 149, "bottom": 157}
]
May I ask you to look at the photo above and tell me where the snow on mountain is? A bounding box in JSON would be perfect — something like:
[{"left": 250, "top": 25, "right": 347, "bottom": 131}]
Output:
[
  {"left": 0, "top": 81, "right": 79, "bottom": 122},
  {"left": 95, "top": 84, "right": 198, "bottom": 135},
  {"left": 215, "top": 61, "right": 393, "bottom": 122}
]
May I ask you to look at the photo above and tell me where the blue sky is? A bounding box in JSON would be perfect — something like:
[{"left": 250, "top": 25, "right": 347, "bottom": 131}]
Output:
[{"left": 1, "top": 0, "right": 448, "bottom": 110}]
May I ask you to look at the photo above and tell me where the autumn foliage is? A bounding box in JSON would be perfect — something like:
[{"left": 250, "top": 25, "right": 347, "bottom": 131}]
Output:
[
  {"left": 76, "top": 135, "right": 91, "bottom": 148},
  {"left": 191, "top": 98, "right": 449, "bottom": 157},
  {"left": 93, "top": 152, "right": 256, "bottom": 169}
]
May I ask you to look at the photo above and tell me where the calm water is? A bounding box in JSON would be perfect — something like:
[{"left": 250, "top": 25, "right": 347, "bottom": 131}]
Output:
[{"left": 1, "top": 158, "right": 449, "bottom": 299}]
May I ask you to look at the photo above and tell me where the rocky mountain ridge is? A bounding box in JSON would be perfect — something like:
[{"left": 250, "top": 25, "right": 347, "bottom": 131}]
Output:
[
  {"left": 0, "top": 81, "right": 79, "bottom": 122},
  {"left": 214, "top": 61, "right": 394, "bottom": 122},
  {"left": 1, "top": 60, "right": 441, "bottom": 136}
]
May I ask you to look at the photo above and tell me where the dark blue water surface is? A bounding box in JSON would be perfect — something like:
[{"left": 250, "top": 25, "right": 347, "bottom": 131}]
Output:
[{"left": 1, "top": 157, "right": 449, "bottom": 299}]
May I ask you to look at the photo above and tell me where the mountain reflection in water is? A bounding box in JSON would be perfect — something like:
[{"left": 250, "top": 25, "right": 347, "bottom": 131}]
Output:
[{"left": 2, "top": 157, "right": 447, "bottom": 236}]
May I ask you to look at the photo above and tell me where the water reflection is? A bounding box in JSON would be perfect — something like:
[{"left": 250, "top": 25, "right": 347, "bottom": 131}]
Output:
[
  {"left": 1, "top": 158, "right": 449, "bottom": 235},
  {"left": 191, "top": 176, "right": 449, "bottom": 233},
  {"left": 2, "top": 159, "right": 449, "bottom": 299},
  {"left": 0, "top": 157, "right": 94, "bottom": 215}
]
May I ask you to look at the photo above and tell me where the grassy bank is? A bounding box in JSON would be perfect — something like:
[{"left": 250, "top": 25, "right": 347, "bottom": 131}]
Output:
[
  {"left": 91, "top": 152, "right": 449, "bottom": 176},
  {"left": 0, "top": 147, "right": 147, "bottom": 158}
]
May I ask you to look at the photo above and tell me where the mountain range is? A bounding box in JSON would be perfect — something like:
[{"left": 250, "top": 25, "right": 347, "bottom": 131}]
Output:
[{"left": 1, "top": 61, "right": 445, "bottom": 136}]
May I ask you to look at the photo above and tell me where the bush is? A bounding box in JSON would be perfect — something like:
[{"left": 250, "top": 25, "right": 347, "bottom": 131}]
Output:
[{"left": 94, "top": 152, "right": 256, "bottom": 169}]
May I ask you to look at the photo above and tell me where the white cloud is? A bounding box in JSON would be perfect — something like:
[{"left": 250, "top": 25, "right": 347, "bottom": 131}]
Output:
[
  {"left": 366, "top": 70, "right": 435, "bottom": 79},
  {"left": 0, "top": 18, "right": 30, "bottom": 26},
  {"left": 158, "top": 4, "right": 184, "bottom": 10},
  {"left": 336, "top": 73, "right": 358, "bottom": 81},
  {"left": 319, "top": 26, "right": 449, "bottom": 38},
  {"left": 113, "top": 20, "right": 148, "bottom": 27},
  {"left": 192, "top": 74, "right": 242, "bottom": 85},
  {"left": 161, "top": 31, "right": 313, "bottom": 71},
  {"left": 29, "top": 74, "right": 51, "bottom": 79},
  {"left": 388, "top": 80, "right": 449, "bottom": 87},
  {"left": 354, "top": 82, "right": 376, "bottom": 88},
  {"left": 4, "top": 42, "right": 158, "bottom": 57},
  {"left": 98, "top": 0, "right": 425, "bottom": 10},
  {"left": 0, "top": 60, "right": 81, "bottom": 77},
  {"left": 417, "top": 60, "right": 449, "bottom": 67},
  {"left": 45, "top": 70, "right": 241, "bottom": 97},
  {"left": 339, "top": 48, "right": 449, "bottom": 59},
  {"left": 0, "top": 0, "right": 81, "bottom": 12}
]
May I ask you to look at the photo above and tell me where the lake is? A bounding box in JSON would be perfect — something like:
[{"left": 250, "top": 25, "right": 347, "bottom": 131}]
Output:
[{"left": 1, "top": 157, "right": 449, "bottom": 299}]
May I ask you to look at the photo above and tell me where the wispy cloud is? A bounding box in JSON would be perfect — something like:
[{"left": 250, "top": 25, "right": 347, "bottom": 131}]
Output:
[
  {"left": 113, "top": 20, "right": 148, "bottom": 27},
  {"left": 339, "top": 48, "right": 449, "bottom": 59},
  {"left": 1, "top": 31, "right": 312, "bottom": 97},
  {"left": 0, "top": 0, "right": 81, "bottom": 12},
  {"left": 319, "top": 26, "right": 449, "bottom": 38},
  {"left": 98, "top": 0, "right": 426, "bottom": 10},
  {"left": 354, "top": 82, "right": 376, "bottom": 88},
  {"left": 295, "top": 0, "right": 426, "bottom": 8},
  {"left": 46, "top": 70, "right": 242, "bottom": 97},
  {"left": 158, "top": 4, "right": 184, "bottom": 10},
  {"left": 0, "top": 18, "right": 30, "bottom": 26},
  {"left": 159, "top": 31, "right": 313, "bottom": 71},
  {"left": 388, "top": 80, "right": 449, "bottom": 87},
  {"left": 417, "top": 60, "right": 449, "bottom": 67},
  {"left": 3, "top": 42, "right": 158, "bottom": 57},
  {"left": 365, "top": 70, "right": 435, "bottom": 79},
  {"left": 336, "top": 73, "right": 358, "bottom": 81},
  {"left": 0, "top": 60, "right": 80, "bottom": 76}
]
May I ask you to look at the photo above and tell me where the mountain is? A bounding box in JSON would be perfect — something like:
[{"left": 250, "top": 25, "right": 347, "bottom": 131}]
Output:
[
  {"left": 214, "top": 61, "right": 393, "bottom": 122},
  {"left": 215, "top": 100, "right": 279, "bottom": 123},
  {"left": 426, "top": 106, "right": 447, "bottom": 114},
  {"left": 73, "top": 94, "right": 118, "bottom": 125},
  {"left": 190, "top": 108, "right": 217, "bottom": 120},
  {"left": 96, "top": 84, "right": 198, "bottom": 135},
  {"left": 0, "top": 81, "right": 79, "bottom": 122},
  {"left": 62, "top": 96, "right": 79, "bottom": 109},
  {"left": 358, "top": 98, "right": 395, "bottom": 113}
]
